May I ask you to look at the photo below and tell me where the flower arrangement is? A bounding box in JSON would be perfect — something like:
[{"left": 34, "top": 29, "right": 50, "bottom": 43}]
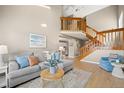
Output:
[
  {"left": 47, "top": 51, "right": 63, "bottom": 74},
  {"left": 48, "top": 59, "right": 57, "bottom": 67}
]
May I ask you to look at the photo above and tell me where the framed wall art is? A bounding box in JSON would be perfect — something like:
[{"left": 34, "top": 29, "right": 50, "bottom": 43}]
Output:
[{"left": 29, "top": 33, "right": 46, "bottom": 48}]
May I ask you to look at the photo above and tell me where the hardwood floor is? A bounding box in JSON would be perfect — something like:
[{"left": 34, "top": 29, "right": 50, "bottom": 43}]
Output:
[{"left": 74, "top": 57, "right": 124, "bottom": 88}]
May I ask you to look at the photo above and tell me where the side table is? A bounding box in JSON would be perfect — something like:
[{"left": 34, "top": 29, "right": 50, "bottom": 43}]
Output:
[{"left": 0, "top": 65, "right": 8, "bottom": 87}]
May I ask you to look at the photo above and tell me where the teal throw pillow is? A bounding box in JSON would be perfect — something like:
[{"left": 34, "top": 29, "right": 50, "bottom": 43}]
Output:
[{"left": 16, "top": 56, "right": 29, "bottom": 69}]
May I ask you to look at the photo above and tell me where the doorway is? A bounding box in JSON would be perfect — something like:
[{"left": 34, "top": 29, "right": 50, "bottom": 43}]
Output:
[{"left": 59, "top": 40, "right": 69, "bottom": 56}]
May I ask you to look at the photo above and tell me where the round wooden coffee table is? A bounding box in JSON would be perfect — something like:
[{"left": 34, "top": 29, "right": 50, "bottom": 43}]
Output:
[{"left": 40, "top": 69, "right": 64, "bottom": 88}]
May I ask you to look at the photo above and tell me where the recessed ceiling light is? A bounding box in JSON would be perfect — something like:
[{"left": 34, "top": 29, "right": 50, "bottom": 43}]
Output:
[
  {"left": 39, "top": 5, "right": 51, "bottom": 10},
  {"left": 41, "top": 24, "right": 47, "bottom": 28}
]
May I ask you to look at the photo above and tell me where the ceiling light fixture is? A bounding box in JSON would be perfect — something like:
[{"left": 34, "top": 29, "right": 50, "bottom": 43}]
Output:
[{"left": 41, "top": 24, "right": 47, "bottom": 28}]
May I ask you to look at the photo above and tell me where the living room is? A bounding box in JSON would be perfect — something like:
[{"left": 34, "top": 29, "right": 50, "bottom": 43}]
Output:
[
  {"left": 0, "top": 5, "right": 76, "bottom": 88},
  {"left": 0, "top": 4, "right": 124, "bottom": 89}
]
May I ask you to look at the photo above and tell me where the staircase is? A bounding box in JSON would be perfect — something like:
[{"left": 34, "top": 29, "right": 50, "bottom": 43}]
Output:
[{"left": 61, "top": 17, "right": 124, "bottom": 59}]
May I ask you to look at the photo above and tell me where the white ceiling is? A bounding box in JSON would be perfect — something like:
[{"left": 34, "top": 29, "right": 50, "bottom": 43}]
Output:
[
  {"left": 61, "top": 31, "right": 88, "bottom": 40},
  {"left": 63, "top": 5, "right": 109, "bottom": 17}
]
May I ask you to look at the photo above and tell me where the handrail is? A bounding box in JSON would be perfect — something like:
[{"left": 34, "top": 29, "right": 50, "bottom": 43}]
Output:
[
  {"left": 61, "top": 17, "right": 82, "bottom": 20},
  {"left": 98, "top": 28, "right": 124, "bottom": 34},
  {"left": 86, "top": 26, "right": 105, "bottom": 43},
  {"left": 80, "top": 37, "right": 99, "bottom": 50},
  {"left": 80, "top": 37, "right": 102, "bottom": 58},
  {"left": 87, "top": 26, "right": 106, "bottom": 37},
  {"left": 86, "top": 25, "right": 98, "bottom": 33}
]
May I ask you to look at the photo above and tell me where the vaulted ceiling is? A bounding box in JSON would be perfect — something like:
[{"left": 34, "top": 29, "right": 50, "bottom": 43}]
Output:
[{"left": 62, "top": 5, "right": 109, "bottom": 18}]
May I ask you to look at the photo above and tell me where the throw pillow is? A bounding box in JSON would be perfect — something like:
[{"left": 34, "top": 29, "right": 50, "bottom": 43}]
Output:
[
  {"left": 28, "top": 56, "right": 39, "bottom": 66},
  {"left": 109, "top": 53, "right": 120, "bottom": 63},
  {"left": 109, "top": 53, "right": 118, "bottom": 59},
  {"left": 16, "top": 56, "right": 29, "bottom": 69}
]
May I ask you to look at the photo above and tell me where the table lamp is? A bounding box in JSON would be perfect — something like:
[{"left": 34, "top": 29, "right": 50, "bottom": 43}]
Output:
[{"left": 0, "top": 45, "right": 8, "bottom": 67}]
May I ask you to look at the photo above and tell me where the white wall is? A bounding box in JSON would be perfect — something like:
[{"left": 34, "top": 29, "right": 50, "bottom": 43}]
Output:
[
  {"left": 0, "top": 5, "right": 62, "bottom": 54},
  {"left": 86, "top": 6, "right": 118, "bottom": 31},
  {"left": 74, "top": 5, "right": 109, "bottom": 17},
  {"left": 68, "top": 39, "right": 75, "bottom": 58},
  {"left": 118, "top": 5, "right": 124, "bottom": 28}
]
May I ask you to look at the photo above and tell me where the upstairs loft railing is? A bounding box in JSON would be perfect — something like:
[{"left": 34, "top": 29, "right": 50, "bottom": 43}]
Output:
[
  {"left": 60, "top": 17, "right": 103, "bottom": 40},
  {"left": 61, "top": 17, "right": 86, "bottom": 32}
]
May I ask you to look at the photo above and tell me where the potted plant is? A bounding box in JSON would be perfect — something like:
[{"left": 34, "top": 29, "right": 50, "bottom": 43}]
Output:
[
  {"left": 48, "top": 59, "right": 57, "bottom": 74},
  {"left": 54, "top": 51, "right": 63, "bottom": 69}
]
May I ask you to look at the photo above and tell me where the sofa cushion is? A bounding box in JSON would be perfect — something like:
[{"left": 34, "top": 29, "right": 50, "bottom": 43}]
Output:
[
  {"left": 62, "top": 59, "right": 74, "bottom": 68},
  {"left": 9, "top": 61, "right": 19, "bottom": 72},
  {"left": 63, "top": 61, "right": 73, "bottom": 68},
  {"left": 9, "top": 52, "right": 33, "bottom": 61},
  {"left": 38, "top": 62, "right": 47, "bottom": 70},
  {"left": 16, "top": 56, "right": 29, "bottom": 69},
  {"left": 8, "top": 65, "right": 40, "bottom": 79},
  {"left": 28, "top": 56, "right": 39, "bottom": 66},
  {"left": 34, "top": 52, "right": 46, "bottom": 62}
]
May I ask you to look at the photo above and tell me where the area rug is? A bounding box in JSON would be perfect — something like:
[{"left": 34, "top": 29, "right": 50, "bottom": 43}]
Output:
[{"left": 16, "top": 69, "right": 92, "bottom": 88}]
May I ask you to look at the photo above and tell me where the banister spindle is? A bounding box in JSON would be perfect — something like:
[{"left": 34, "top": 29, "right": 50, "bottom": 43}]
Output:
[
  {"left": 111, "top": 32, "right": 113, "bottom": 45},
  {"left": 123, "top": 31, "right": 124, "bottom": 49},
  {"left": 123, "top": 30, "right": 124, "bottom": 40},
  {"left": 123, "top": 31, "right": 124, "bottom": 44},
  {"left": 61, "top": 19, "right": 63, "bottom": 30}
]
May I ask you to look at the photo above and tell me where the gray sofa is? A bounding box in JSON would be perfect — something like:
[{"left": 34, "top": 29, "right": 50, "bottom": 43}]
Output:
[{"left": 7, "top": 53, "right": 74, "bottom": 88}]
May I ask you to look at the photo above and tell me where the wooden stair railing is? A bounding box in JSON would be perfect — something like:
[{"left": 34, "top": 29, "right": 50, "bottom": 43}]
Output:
[
  {"left": 80, "top": 37, "right": 102, "bottom": 58},
  {"left": 61, "top": 17, "right": 103, "bottom": 41},
  {"left": 79, "top": 26, "right": 104, "bottom": 58},
  {"left": 86, "top": 25, "right": 106, "bottom": 42},
  {"left": 60, "top": 17, "right": 124, "bottom": 59},
  {"left": 61, "top": 17, "right": 104, "bottom": 58},
  {"left": 98, "top": 28, "right": 124, "bottom": 50},
  {"left": 86, "top": 26, "right": 97, "bottom": 38}
]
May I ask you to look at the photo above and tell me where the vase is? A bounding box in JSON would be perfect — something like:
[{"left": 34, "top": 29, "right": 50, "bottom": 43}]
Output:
[
  {"left": 50, "top": 66, "right": 56, "bottom": 74},
  {"left": 57, "top": 63, "right": 63, "bottom": 69}
]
